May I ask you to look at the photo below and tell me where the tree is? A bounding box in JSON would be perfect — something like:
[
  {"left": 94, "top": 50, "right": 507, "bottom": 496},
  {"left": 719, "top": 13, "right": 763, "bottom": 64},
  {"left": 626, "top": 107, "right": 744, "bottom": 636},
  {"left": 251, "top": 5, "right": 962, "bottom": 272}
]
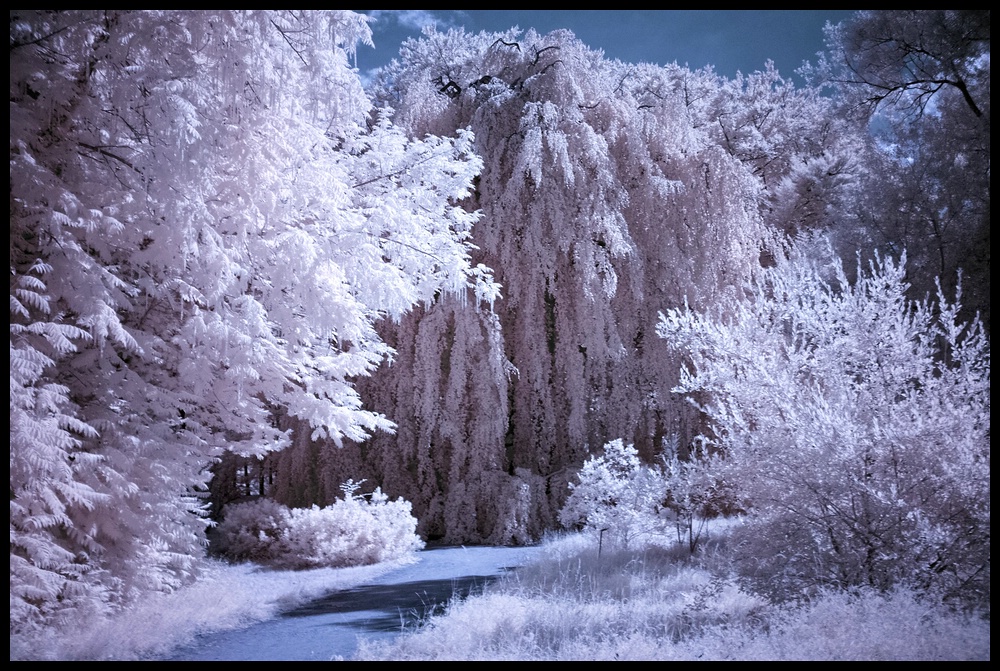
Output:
[
  {"left": 807, "top": 11, "right": 991, "bottom": 331},
  {"left": 558, "top": 436, "right": 729, "bottom": 553},
  {"left": 10, "top": 10, "right": 485, "bottom": 630},
  {"left": 312, "top": 26, "right": 775, "bottom": 543},
  {"left": 658, "top": 237, "right": 990, "bottom": 603},
  {"left": 558, "top": 439, "right": 667, "bottom": 549},
  {"left": 684, "top": 62, "right": 864, "bottom": 238},
  {"left": 819, "top": 10, "right": 989, "bottom": 119},
  {"left": 658, "top": 435, "right": 733, "bottom": 554}
]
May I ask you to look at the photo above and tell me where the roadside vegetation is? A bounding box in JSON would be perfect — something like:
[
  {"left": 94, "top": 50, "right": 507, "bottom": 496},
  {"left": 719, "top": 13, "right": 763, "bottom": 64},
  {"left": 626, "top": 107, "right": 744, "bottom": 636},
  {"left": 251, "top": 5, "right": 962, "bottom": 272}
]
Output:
[{"left": 359, "top": 529, "right": 990, "bottom": 661}]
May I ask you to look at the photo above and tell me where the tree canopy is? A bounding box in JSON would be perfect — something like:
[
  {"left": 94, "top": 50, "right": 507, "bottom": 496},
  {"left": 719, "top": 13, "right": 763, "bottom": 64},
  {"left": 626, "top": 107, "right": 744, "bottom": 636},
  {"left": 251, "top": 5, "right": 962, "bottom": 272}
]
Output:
[
  {"left": 10, "top": 10, "right": 486, "bottom": 629},
  {"left": 9, "top": 11, "right": 990, "bottom": 632}
]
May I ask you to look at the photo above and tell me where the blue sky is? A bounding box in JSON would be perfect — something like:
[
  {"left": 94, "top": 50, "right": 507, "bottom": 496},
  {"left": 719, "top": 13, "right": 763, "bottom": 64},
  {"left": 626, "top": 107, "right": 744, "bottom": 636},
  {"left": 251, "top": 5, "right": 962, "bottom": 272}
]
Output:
[{"left": 358, "top": 11, "right": 856, "bottom": 83}]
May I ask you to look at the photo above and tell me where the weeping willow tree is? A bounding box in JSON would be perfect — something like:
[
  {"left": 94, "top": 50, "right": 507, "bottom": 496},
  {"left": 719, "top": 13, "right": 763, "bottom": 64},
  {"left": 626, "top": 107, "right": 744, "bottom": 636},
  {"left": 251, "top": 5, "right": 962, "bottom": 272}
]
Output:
[
  {"left": 258, "top": 20, "right": 864, "bottom": 543},
  {"left": 270, "top": 28, "right": 779, "bottom": 543}
]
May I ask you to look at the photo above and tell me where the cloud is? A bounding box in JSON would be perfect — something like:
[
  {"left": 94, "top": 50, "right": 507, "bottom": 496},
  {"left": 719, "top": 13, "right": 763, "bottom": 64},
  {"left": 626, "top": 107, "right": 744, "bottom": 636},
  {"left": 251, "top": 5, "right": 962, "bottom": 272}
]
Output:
[{"left": 366, "top": 10, "right": 460, "bottom": 33}]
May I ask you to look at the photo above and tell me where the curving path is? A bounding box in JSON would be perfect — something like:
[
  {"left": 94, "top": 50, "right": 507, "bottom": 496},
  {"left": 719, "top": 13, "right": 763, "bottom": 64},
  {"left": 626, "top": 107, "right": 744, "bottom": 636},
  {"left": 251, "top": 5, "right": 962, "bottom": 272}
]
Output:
[{"left": 165, "top": 545, "right": 540, "bottom": 661}]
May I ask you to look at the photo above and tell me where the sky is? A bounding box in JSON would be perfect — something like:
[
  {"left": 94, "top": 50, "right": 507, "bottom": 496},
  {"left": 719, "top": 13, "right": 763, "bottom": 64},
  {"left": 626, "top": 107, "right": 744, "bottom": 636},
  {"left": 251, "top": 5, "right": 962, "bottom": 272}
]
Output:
[{"left": 357, "top": 10, "right": 857, "bottom": 84}]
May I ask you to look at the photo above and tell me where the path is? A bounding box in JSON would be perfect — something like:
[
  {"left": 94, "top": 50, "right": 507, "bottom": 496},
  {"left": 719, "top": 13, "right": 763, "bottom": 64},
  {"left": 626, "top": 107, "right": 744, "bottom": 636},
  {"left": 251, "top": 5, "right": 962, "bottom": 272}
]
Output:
[{"left": 165, "top": 545, "right": 539, "bottom": 661}]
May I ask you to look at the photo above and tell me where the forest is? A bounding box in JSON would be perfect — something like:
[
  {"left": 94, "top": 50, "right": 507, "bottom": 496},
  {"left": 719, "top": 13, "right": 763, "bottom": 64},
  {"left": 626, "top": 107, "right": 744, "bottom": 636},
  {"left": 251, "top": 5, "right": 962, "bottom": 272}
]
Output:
[{"left": 9, "top": 10, "right": 990, "bottom": 654}]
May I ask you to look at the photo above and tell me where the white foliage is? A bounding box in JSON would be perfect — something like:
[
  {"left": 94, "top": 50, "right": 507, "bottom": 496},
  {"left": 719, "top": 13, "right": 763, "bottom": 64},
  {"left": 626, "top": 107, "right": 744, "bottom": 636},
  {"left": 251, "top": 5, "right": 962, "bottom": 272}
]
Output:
[
  {"left": 659, "top": 436, "right": 734, "bottom": 553},
  {"left": 11, "top": 9, "right": 486, "bottom": 630},
  {"left": 359, "top": 27, "right": 779, "bottom": 542},
  {"left": 658, "top": 236, "right": 990, "bottom": 600},
  {"left": 559, "top": 440, "right": 667, "bottom": 549},
  {"left": 10, "top": 264, "right": 110, "bottom": 630},
  {"left": 215, "top": 482, "right": 424, "bottom": 569}
]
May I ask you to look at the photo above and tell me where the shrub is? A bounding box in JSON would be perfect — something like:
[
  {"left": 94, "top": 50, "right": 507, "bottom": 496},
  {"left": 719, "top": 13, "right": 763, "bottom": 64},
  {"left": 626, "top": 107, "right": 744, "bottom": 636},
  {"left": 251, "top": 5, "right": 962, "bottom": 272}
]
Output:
[
  {"left": 560, "top": 439, "right": 733, "bottom": 553},
  {"left": 658, "top": 239, "right": 990, "bottom": 603},
  {"left": 215, "top": 480, "right": 424, "bottom": 569},
  {"left": 559, "top": 439, "right": 668, "bottom": 549},
  {"left": 213, "top": 498, "right": 291, "bottom": 564},
  {"left": 659, "top": 436, "right": 736, "bottom": 553}
]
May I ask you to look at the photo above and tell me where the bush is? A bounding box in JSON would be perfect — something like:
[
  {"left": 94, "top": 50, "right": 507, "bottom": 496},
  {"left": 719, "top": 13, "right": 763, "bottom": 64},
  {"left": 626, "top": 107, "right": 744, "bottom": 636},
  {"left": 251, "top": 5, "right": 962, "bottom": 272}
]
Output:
[
  {"left": 560, "top": 439, "right": 732, "bottom": 553},
  {"left": 659, "top": 436, "right": 736, "bottom": 553},
  {"left": 559, "top": 440, "right": 668, "bottom": 549},
  {"left": 213, "top": 498, "right": 292, "bottom": 564},
  {"left": 215, "top": 480, "right": 424, "bottom": 569},
  {"left": 658, "top": 239, "right": 990, "bottom": 603}
]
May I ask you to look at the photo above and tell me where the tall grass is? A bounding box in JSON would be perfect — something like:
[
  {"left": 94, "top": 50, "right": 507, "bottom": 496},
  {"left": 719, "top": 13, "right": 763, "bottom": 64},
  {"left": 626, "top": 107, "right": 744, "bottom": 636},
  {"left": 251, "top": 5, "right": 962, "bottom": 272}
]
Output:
[{"left": 358, "top": 528, "right": 990, "bottom": 661}]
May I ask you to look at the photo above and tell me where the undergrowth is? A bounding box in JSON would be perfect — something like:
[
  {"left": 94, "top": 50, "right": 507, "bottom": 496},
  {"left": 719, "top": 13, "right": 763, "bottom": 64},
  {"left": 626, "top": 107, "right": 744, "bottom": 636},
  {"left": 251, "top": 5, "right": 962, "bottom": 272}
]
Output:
[{"left": 358, "top": 525, "right": 990, "bottom": 661}]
